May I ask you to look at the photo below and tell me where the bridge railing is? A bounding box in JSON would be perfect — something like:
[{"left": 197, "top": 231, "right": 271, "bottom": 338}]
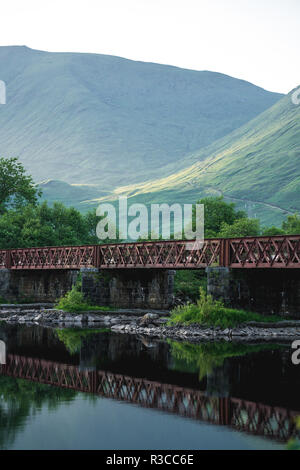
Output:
[
  {"left": 97, "top": 239, "right": 221, "bottom": 269},
  {"left": 0, "top": 235, "right": 300, "bottom": 269},
  {"left": 227, "top": 235, "right": 300, "bottom": 268},
  {"left": 0, "top": 250, "right": 7, "bottom": 269},
  {"left": 0, "top": 245, "right": 97, "bottom": 270},
  {"left": 0, "top": 239, "right": 222, "bottom": 270}
]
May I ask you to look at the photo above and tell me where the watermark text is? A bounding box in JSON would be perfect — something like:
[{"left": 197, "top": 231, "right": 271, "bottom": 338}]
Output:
[
  {"left": 0, "top": 80, "right": 6, "bottom": 104},
  {"left": 96, "top": 197, "right": 204, "bottom": 250}
]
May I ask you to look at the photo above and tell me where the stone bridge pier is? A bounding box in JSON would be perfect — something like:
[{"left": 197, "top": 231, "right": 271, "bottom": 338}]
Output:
[
  {"left": 0, "top": 269, "right": 78, "bottom": 304},
  {"left": 0, "top": 268, "right": 176, "bottom": 310},
  {"left": 206, "top": 267, "right": 300, "bottom": 317},
  {"left": 80, "top": 268, "right": 175, "bottom": 310}
]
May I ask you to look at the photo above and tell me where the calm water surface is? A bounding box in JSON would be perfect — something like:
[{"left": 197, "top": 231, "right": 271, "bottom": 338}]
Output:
[{"left": 0, "top": 322, "right": 299, "bottom": 450}]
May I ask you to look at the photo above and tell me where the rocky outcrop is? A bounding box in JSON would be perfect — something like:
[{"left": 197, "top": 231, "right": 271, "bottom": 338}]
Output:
[{"left": 0, "top": 306, "right": 300, "bottom": 341}]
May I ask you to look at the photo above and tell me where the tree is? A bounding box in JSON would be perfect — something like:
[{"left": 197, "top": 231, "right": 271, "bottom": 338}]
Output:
[
  {"left": 195, "top": 196, "right": 247, "bottom": 237},
  {"left": 262, "top": 226, "right": 285, "bottom": 236},
  {"left": 0, "top": 157, "right": 41, "bottom": 213},
  {"left": 219, "top": 218, "right": 260, "bottom": 238},
  {"left": 281, "top": 214, "right": 300, "bottom": 235},
  {"left": 0, "top": 202, "right": 105, "bottom": 249}
]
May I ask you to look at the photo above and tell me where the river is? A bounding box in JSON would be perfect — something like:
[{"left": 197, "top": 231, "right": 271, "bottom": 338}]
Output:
[{"left": 0, "top": 322, "right": 299, "bottom": 450}]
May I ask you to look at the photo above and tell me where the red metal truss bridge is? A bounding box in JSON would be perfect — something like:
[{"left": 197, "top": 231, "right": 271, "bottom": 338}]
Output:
[
  {"left": 1, "top": 235, "right": 300, "bottom": 270},
  {"left": 0, "top": 353, "right": 298, "bottom": 443}
]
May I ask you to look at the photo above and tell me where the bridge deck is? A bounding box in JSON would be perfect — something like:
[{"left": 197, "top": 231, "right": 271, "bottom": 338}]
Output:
[{"left": 0, "top": 235, "right": 300, "bottom": 270}]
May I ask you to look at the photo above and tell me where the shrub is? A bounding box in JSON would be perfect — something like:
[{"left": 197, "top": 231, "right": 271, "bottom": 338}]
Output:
[
  {"left": 168, "top": 287, "right": 282, "bottom": 328},
  {"left": 56, "top": 286, "right": 90, "bottom": 312},
  {"left": 56, "top": 284, "right": 114, "bottom": 313}
]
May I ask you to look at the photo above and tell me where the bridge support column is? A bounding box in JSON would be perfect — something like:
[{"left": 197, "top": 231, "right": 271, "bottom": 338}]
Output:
[
  {"left": 206, "top": 267, "right": 300, "bottom": 317},
  {"left": 80, "top": 268, "right": 110, "bottom": 306},
  {"left": 0, "top": 269, "right": 79, "bottom": 303},
  {"left": 206, "top": 267, "right": 231, "bottom": 305},
  {"left": 0, "top": 269, "right": 11, "bottom": 302},
  {"left": 80, "top": 268, "right": 175, "bottom": 310}
]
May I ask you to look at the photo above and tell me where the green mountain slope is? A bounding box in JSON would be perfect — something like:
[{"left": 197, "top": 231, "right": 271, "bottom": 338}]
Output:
[
  {"left": 95, "top": 89, "right": 300, "bottom": 226},
  {"left": 39, "top": 180, "right": 106, "bottom": 206},
  {"left": 0, "top": 46, "right": 282, "bottom": 190}
]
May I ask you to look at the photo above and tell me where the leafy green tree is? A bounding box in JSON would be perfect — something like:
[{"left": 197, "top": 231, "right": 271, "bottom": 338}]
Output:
[
  {"left": 219, "top": 218, "right": 260, "bottom": 238},
  {"left": 195, "top": 196, "right": 246, "bottom": 237},
  {"left": 262, "top": 226, "right": 285, "bottom": 236},
  {"left": 282, "top": 214, "right": 300, "bottom": 235},
  {"left": 0, "top": 202, "right": 105, "bottom": 249},
  {"left": 82, "top": 208, "right": 101, "bottom": 244},
  {"left": 0, "top": 157, "right": 41, "bottom": 213}
]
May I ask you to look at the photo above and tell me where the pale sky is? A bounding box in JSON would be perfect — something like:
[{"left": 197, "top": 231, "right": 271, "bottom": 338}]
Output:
[{"left": 0, "top": 0, "right": 299, "bottom": 93}]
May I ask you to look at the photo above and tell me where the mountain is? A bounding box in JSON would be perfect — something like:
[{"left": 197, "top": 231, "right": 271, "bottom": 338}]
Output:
[
  {"left": 0, "top": 46, "right": 282, "bottom": 192},
  {"left": 39, "top": 180, "right": 106, "bottom": 206},
  {"left": 98, "top": 89, "right": 300, "bottom": 226}
]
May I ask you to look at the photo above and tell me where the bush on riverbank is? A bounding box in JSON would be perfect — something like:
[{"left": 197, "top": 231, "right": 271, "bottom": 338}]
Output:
[
  {"left": 56, "top": 285, "right": 113, "bottom": 313},
  {"left": 168, "top": 287, "right": 282, "bottom": 328}
]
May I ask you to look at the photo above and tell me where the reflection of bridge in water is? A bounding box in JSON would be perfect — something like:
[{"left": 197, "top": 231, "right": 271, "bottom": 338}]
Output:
[{"left": 0, "top": 353, "right": 298, "bottom": 443}]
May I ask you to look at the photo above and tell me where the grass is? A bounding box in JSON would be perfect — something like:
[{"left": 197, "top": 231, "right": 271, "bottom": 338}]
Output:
[
  {"left": 56, "top": 285, "right": 115, "bottom": 313},
  {"left": 168, "top": 287, "right": 283, "bottom": 329}
]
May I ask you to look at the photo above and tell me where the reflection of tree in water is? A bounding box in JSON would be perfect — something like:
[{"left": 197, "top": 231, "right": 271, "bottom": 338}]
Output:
[
  {"left": 0, "top": 376, "right": 77, "bottom": 449},
  {"left": 55, "top": 328, "right": 109, "bottom": 355},
  {"left": 287, "top": 417, "right": 300, "bottom": 450},
  {"left": 168, "top": 340, "right": 282, "bottom": 381}
]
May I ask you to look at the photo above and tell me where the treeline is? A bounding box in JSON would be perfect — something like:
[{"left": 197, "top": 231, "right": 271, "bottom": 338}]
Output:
[
  {"left": 0, "top": 157, "right": 299, "bottom": 250},
  {"left": 0, "top": 202, "right": 99, "bottom": 248},
  {"left": 197, "top": 196, "right": 300, "bottom": 238},
  {"left": 0, "top": 157, "right": 99, "bottom": 248}
]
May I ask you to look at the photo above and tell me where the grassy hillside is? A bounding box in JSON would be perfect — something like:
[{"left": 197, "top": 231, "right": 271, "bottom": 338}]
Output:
[
  {"left": 92, "top": 89, "right": 300, "bottom": 226},
  {"left": 39, "top": 180, "right": 105, "bottom": 207},
  {"left": 0, "top": 46, "right": 282, "bottom": 191}
]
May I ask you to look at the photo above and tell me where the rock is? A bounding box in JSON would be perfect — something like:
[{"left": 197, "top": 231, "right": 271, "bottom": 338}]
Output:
[
  {"left": 74, "top": 315, "right": 83, "bottom": 323},
  {"left": 139, "top": 313, "right": 159, "bottom": 326},
  {"left": 111, "top": 324, "right": 125, "bottom": 331},
  {"left": 152, "top": 318, "right": 168, "bottom": 326},
  {"left": 64, "top": 315, "right": 74, "bottom": 322},
  {"left": 110, "top": 318, "right": 122, "bottom": 325}
]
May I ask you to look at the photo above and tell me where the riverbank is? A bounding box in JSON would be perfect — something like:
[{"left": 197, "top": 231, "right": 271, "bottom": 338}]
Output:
[{"left": 1, "top": 305, "right": 300, "bottom": 341}]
